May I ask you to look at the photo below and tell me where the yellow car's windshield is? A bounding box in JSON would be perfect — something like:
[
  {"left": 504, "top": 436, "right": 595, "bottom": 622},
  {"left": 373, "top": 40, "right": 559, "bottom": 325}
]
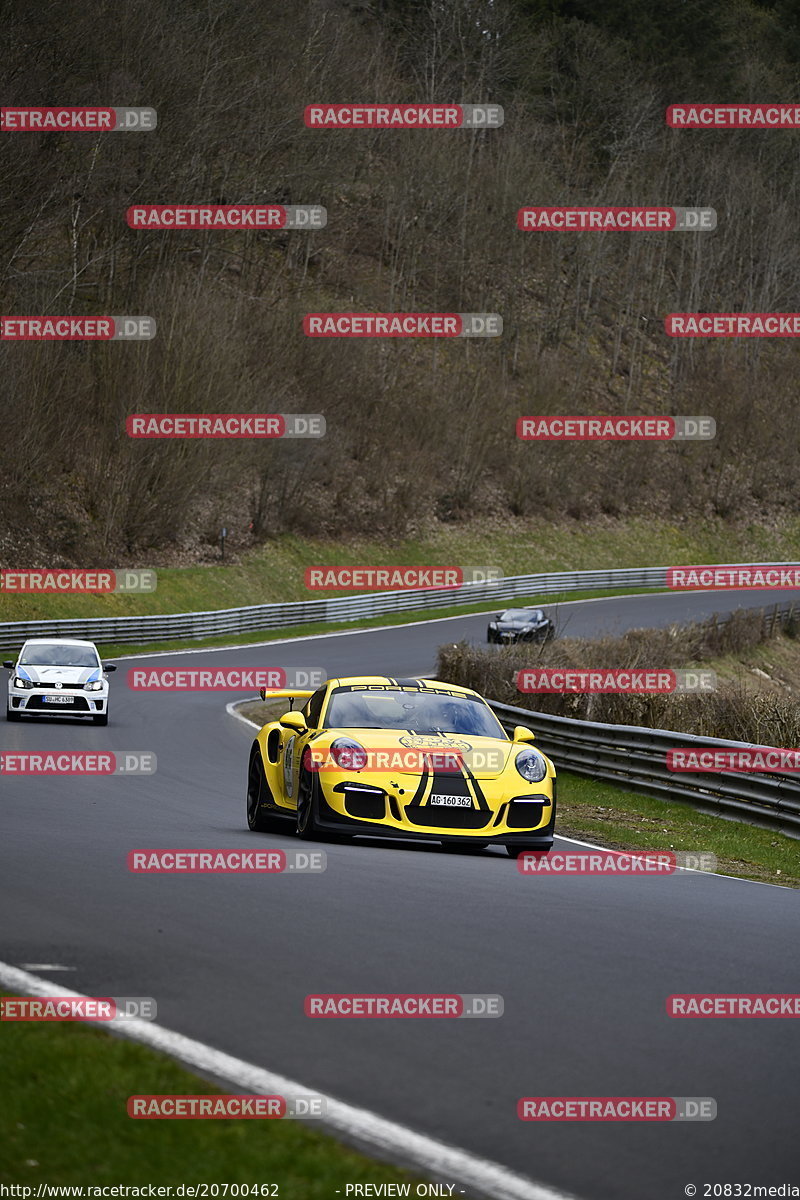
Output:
[{"left": 324, "top": 686, "right": 506, "bottom": 738}]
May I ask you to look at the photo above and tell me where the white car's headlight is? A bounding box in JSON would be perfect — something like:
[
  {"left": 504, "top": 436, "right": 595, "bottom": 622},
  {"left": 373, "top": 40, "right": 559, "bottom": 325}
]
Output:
[
  {"left": 13, "top": 676, "right": 34, "bottom": 689},
  {"left": 85, "top": 680, "right": 104, "bottom": 692},
  {"left": 515, "top": 747, "right": 547, "bottom": 783}
]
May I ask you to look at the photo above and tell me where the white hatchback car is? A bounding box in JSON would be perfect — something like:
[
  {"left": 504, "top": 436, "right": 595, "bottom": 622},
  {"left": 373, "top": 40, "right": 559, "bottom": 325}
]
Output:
[{"left": 4, "top": 638, "right": 117, "bottom": 725}]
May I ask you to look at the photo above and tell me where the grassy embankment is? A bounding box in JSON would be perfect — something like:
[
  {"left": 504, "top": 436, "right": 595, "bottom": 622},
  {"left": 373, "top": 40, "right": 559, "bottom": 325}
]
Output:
[
  {"left": 0, "top": 1007, "right": 421, "bottom": 1194},
  {"left": 3, "top": 517, "right": 798, "bottom": 657}
]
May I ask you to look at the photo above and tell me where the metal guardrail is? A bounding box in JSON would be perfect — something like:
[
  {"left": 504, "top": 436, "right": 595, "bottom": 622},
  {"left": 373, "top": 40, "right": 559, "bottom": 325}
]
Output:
[
  {"left": 491, "top": 701, "right": 800, "bottom": 838},
  {"left": 4, "top": 560, "right": 799, "bottom": 835},
  {"left": 0, "top": 561, "right": 795, "bottom": 651}
]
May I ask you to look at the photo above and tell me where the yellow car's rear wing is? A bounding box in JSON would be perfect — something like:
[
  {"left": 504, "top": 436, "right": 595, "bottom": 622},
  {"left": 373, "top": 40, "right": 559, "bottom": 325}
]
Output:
[{"left": 258, "top": 687, "right": 315, "bottom": 703}]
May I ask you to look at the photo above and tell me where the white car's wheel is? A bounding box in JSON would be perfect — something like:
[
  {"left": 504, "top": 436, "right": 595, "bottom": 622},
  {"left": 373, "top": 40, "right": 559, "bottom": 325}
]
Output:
[{"left": 6, "top": 707, "right": 21, "bottom": 722}]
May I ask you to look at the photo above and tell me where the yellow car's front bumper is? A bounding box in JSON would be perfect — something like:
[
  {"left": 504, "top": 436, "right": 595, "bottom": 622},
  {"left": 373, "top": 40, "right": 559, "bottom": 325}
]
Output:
[{"left": 311, "top": 774, "right": 556, "bottom": 845}]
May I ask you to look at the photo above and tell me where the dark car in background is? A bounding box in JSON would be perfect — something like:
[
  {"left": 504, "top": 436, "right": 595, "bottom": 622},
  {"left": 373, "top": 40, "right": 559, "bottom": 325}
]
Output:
[{"left": 487, "top": 607, "right": 555, "bottom": 645}]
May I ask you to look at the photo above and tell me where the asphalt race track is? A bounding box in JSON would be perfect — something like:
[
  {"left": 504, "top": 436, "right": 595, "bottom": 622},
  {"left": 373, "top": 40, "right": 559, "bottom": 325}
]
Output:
[{"left": 2, "top": 590, "right": 799, "bottom": 1200}]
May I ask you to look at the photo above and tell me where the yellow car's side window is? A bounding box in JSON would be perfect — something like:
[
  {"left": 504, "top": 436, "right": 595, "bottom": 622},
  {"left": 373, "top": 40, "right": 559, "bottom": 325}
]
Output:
[{"left": 304, "top": 686, "right": 327, "bottom": 729}]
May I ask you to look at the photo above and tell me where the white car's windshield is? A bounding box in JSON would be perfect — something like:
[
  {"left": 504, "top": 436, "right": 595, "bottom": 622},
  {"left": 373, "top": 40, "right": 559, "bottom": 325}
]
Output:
[
  {"left": 325, "top": 687, "right": 506, "bottom": 738},
  {"left": 19, "top": 644, "right": 99, "bottom": 668}
]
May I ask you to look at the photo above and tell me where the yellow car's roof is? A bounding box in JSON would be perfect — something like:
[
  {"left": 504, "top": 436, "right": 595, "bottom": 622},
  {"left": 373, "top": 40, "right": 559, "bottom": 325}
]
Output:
[{"left": 324, "top": 675, "right": 480, "bottom": 697}]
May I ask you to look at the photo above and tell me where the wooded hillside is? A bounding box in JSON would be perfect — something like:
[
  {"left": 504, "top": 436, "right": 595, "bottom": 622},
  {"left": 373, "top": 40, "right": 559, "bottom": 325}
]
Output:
[{"left": 2, "top": 0, "right": 799, "bottom": 563}]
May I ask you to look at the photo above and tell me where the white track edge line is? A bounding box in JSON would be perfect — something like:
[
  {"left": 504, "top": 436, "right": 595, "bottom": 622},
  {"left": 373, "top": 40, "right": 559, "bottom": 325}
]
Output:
[{"left": 0, "top": 962, "right": 579, "bottom": 1200}]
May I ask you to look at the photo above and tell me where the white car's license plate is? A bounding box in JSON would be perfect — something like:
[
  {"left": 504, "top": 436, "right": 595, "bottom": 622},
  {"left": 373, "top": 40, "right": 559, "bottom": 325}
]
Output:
[
  {"left": 429, "top": 794, "right": 472, "bottom": 807},
  {"left": 43, "top": 694, "right": 76, "bottom": 704}
]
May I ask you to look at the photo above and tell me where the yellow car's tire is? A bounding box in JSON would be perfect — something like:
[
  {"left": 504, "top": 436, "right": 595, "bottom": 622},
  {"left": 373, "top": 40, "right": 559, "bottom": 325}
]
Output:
[
  {"left": 296, "top": 749, "right": 324, "bottom": 840},
  {"left": 246, "top": 745, "right": 279, "bottom": 832}
]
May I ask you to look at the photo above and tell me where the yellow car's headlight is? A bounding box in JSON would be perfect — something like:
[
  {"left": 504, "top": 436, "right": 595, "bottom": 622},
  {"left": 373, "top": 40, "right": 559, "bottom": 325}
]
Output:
[
  {"left": 329, "top": 737, "right": 368, "bottom": 771},
  {"left": 515, "top": 747, "right": 547, "bottom": 783}
]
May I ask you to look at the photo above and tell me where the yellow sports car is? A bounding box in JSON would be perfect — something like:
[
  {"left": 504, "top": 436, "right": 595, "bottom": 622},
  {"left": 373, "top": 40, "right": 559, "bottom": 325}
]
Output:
[{"left": 246, "top": 675, "right": 555, "bottom": 857}]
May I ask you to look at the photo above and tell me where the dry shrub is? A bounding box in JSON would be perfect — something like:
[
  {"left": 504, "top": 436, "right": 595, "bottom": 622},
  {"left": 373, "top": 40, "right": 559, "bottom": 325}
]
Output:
[{"left": 437, "top": 607, "right": 800, "bottom": 744}]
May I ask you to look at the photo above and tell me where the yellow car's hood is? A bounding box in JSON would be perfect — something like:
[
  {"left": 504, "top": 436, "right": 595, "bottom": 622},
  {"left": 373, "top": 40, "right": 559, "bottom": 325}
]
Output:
[{"left": 324, "top": 729, "right": 517, "bottom": 780}]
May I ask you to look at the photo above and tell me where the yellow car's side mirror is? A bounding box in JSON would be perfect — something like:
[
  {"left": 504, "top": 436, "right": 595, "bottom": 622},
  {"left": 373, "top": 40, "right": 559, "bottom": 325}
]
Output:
[
  {"left": 279, "top": 710, "right": 307, "bottom": 733},
  {"left": 513, "top": 725, "right": 536, "bottom": 743}
]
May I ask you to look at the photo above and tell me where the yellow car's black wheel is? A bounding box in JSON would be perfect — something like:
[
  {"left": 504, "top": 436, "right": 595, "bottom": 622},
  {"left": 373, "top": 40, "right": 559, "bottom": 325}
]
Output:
[
  {"left": 247, "top": 745, "right": 278, "bottom": 832},
  {"left": 296, "top": 748, "right": 324, "bottom": 840}
]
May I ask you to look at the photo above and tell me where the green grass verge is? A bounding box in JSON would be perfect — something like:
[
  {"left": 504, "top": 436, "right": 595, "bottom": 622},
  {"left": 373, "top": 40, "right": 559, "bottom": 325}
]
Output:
[
  {"left": 557, "top": 771, "right": 800, "bottom": 888},
  {"left": 2, "top": 514, "right": 799, "bottom": 623},
  {"left": 1, "top": 588, "right": 664, "bottom": 661},
  {"left": 0, "top": 1009, "right": 422, "bottom": 1193}
]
